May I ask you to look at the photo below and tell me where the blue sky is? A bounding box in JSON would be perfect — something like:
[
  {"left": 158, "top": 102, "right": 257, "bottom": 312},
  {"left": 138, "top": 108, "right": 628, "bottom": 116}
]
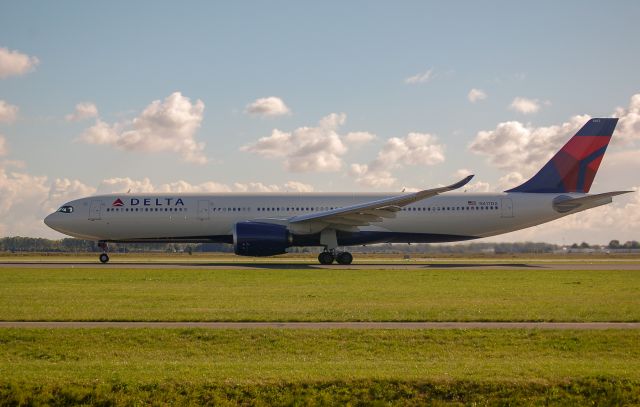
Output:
[{"left": 1, "top": 1, "right": 640, "bottom": 242}]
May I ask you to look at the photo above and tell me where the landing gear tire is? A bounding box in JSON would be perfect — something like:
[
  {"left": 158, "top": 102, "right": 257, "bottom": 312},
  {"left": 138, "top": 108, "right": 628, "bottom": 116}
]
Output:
[
  {"left": 318, "top": 251, "right": 335, "bottom": 265},
  {"left": 336, "top": 251, "right": 353, "bottom": 265},
  {"left": 99, "top": 253, "right": 109, "bottom": 264}
]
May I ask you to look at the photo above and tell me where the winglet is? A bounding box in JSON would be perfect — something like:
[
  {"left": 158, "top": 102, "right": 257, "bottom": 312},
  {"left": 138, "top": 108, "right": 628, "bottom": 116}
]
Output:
[
  {"left": 448, "top": 174, "right": 474, "bottom": 190},
  {"left": 411, "top": 174, "right": 474, "bottom": 201}
]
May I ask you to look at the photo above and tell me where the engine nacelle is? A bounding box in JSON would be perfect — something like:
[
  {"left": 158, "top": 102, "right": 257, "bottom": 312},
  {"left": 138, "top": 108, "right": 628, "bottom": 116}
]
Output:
[{"left": 233, "top": 222, "right": 292, "bottom": 256}]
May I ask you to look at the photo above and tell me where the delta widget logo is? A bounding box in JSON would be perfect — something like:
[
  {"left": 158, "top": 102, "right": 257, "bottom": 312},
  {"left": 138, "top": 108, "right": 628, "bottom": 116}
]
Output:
[{"left": 112, "top": 198, "right": 124, "bottom": 207}]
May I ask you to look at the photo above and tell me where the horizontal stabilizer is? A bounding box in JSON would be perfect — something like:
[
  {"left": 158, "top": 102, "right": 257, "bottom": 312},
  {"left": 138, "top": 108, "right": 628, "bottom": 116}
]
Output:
[{"left": 552, "top": 191, "right": 632, "bottom": 213}]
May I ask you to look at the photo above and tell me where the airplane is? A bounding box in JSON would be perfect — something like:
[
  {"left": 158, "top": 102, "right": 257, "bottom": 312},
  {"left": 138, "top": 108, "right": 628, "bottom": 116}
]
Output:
[{"left": 45, "top": 118, "right": 631, "bottom": 265}]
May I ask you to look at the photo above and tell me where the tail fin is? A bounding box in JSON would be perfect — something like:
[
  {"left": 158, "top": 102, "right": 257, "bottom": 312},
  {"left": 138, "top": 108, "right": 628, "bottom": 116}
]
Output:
[{"left": 507, "top": 118, "right": 618, "bottom": 193}]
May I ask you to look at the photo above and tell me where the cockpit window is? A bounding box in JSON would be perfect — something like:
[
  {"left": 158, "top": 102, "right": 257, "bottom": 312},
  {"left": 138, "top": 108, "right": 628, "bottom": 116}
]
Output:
[{"left": 57, "top": 206, "right": 74, "bottom": 214}]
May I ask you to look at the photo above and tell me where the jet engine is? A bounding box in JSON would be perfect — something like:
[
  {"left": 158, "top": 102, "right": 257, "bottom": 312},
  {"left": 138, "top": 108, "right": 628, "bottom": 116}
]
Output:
[{"left": 233, "top": 221, "right": 292, "bottom": 256}]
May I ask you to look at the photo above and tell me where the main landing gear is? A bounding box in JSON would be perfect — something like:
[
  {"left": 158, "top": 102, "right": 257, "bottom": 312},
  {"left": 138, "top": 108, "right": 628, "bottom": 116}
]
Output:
[
  {"left": 318, "top": 250, "right": 353, "bottom": 265},
  {"left": 98, "top": 241, "right": 109, "bottom": 264},
  {"left": 317, "top": 229, "right": 352, "bottom": 265}
]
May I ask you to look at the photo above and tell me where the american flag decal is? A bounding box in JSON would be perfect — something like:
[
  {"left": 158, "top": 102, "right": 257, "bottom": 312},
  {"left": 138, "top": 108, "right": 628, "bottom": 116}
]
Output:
[{"left": 467, "top": 201, "right": 476, "bottom": 206}]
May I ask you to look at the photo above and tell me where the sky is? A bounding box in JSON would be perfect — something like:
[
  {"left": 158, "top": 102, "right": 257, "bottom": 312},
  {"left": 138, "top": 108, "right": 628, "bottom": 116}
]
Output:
[{"left": 1, "top": 1, "right": 640, "bottom": 244}]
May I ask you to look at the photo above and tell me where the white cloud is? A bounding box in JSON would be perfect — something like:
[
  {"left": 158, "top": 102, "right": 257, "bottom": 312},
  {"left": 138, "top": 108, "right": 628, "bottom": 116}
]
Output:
[
  {"left": 231, "top": 182, "right": 276, "bottom": 193},
  {"left": 282, "top": 181, "right": 315, "bottom": 193},
  {"left": 405, "top": 69, "right": 434, "bottom": 84},
  {"left": 344, "top": 131, "right": 376, "bottom": 147},
  {"left": 377, "top": 133, "right": 445, "bottom": 167},
  {"left": 78, "top": 92, "right": 207, "bottom": 164},
  {"left": 612, "top": 93, "right": 640, "bottom": 144},
  {"left": 319, "top": 112, "right": 346, "bottom": 128},
  {"left": 0, "top": 100, "right": 19, "bottom": 123},
  {"left": 349, "top": 164, "right": 396, "bottom": 188},
  {"left": 469, "top": 115, "right": 589, "bottom": 178},
  {"left": 453, "top": 168, "right": 473, "bottom": 178},
  {"left": 509, "top": 97, "right": 542, "bottom": 114},
  {"left": 96, "top": 177, "right": 157, "bottom": 194},
  {"left": 593, "top": 149, "right": 640, "bottom": 192},
  {"left": 0, "top": 168, "right": 50, "bottom": 237},
  {"left": 241, "top": 113, "right": 357, "bottom": 172},
  {"left": 0, "top": 47, "right": 39, "bottom": 79},
  {"left": 471, "top": 92, "right": 640, "bottom": 185},
  {"left": 0, "top": 135, "right": 7, "bottom": 157},
  {"left": 467, "top": 88, "right": 487, "bottom": 103},
  {"left": 65, "top": 102, "right": 98, "bottom": 122},
  {"left": 497, "top": 172, "right": 526, "bottom": 191},
  {"left": 245, "top": 96, "right": 291, "bottom": 117},
  {"left": 465, "top": 181, "right": 491, "bottom": 192},
  {"left": 351, "top": 132, "right": 445, "bottom": 187},
  {"left": 44, "top": 178, "right": 97, "bottom": 213},
  {"left": 95, "top": 177, "right": 314, "bottom": 195},
  {"left": 233, "top": 182, "right": 314, "bottom": 193},
  {"left": 0, "top": 151, "right": 96, "bottom": 237}
]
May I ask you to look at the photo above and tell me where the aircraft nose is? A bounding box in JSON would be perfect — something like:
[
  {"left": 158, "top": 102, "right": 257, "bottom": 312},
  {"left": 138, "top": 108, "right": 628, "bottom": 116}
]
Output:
[{"left": 44, "top": 213, "right": 59, "bottom": 230}]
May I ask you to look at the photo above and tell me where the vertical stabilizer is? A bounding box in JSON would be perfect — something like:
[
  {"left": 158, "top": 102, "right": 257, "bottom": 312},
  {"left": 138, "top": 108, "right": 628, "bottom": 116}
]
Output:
[{"left": 507, "top": 118, "right": 618, "bottom": 193}]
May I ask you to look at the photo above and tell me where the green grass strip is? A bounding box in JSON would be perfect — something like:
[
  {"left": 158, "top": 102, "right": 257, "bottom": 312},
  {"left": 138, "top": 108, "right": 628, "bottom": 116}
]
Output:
[
  {"left": 1, "top": 267, "right": 639, "bottom": 321},
  {"left": 1, "top": 329, "right": 639, "bottom": 405},
  {"left": 2, "top": 378, "right": 639, "bottom": 406}
]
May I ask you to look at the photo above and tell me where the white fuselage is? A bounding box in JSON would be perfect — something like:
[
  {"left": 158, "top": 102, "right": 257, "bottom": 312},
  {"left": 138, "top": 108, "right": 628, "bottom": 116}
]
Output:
[{"left": 44, "top": 191, "right": 597, "bottom": 246}]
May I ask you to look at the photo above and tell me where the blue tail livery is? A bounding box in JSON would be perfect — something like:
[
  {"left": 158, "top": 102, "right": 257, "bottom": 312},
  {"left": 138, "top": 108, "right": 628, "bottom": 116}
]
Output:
[{"left": 507, "top": 118, "right": 618, "bottom": 193}]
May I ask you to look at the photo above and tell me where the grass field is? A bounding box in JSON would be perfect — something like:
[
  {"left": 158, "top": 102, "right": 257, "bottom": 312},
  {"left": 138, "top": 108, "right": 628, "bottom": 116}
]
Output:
[
  {"left": 1, "top": 328, "right": 639, "bottom": 405},
  {"left": 2, "top": 260, "right": 639, "bottom": 404},
  {"left": 0, "top": 267, "right": 638, "bottom": 321}
]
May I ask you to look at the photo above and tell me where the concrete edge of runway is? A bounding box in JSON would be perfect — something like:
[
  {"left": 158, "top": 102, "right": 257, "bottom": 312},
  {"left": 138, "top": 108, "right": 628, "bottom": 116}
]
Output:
[{"left": 1, "top": 321, "right": 638, "bottom": 329}]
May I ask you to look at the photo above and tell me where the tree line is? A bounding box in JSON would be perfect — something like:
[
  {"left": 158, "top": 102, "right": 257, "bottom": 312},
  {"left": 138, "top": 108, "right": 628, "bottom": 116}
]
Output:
[
  {"left": 0, "top": 237, "right": 230, "bottom": 253},
  {"left": 0, "top": 236, "right": 638, "bottom": 254}
]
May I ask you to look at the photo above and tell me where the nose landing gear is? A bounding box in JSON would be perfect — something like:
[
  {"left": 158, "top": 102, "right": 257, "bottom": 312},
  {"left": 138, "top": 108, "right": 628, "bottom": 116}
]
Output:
[{"left": 98, "top": 241, "right": 109, "bottom": 264}]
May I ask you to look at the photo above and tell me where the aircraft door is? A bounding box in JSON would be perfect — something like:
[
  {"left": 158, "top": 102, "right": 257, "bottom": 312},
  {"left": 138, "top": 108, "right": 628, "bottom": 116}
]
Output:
[
  {"left": 500, "top": 198, "right": 514, "bottom": 218},
  {"left": 89, "top": 200, "right": 103, "bottom": 220},
  {"left": 197, "top": 200, "right": 211, "bottom": 220}
]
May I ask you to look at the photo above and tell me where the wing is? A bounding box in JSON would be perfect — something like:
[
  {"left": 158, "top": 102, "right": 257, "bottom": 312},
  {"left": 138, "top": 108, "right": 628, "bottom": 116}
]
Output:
[{"left": 288, "top": 175, "right": 474, "bottom": 229}]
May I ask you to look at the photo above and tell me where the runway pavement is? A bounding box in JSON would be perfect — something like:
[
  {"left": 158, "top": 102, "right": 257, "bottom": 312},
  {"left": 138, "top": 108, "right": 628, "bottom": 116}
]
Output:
[
  {"left": 1, "top": 321, "right": 639, "bottom": 329},
  {"left": 1, "top": 261, "right": 640, "bottom": 270}
]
